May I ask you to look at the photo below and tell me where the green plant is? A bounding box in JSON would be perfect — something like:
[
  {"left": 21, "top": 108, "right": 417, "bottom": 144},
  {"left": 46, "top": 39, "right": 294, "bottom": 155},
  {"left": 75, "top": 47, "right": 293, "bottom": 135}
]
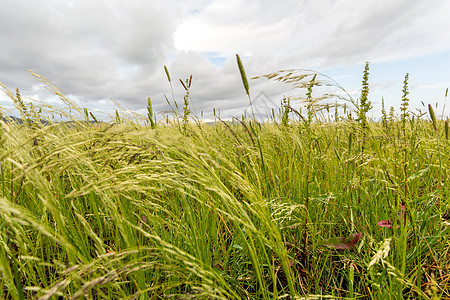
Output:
[
  {"left": 306, "top": 74, "right": 317, "bottom": 126},
  {"left": 400, "top": 73, "right": 410, "bottom": 136},
  {"left": 428, "top": 103, "right": 437, "bottom": 131},
  {"left": 147, "top": 98, "right": 156, "bottom": 129},
  {"left": 357, "top": 62, "right": 372, "bottom": 136},
  {"left": 164, "top": 65, "right": 178, "bottom": 110},
  {"left": 180, "top": 75, "right": 192, "bottom": 134},
  {"left": 236, "top": 54, "right": 255, "bottom": 121},
  {"left": 389, "top": 106, "right": 396, "bottom": 123},
  {"left": 381, "top": 97, "right": 388, "bottom": 129},
  {"left": 445, "top": 119, "right": 449, "bottom": 140},
  {"left": 115, "top": 110, "right": 121, "bottom": 124},
  {"left": 281, "top": 96, "right": 291, "bottom": 126}
]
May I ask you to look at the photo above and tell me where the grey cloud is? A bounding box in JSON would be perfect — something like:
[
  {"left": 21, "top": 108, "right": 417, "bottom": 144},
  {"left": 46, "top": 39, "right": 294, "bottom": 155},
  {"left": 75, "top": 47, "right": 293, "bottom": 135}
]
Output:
[
  {"left": 2, "top": 0, "right": 449, "bottom": 121},
  {"left": 0, "top": 0, "right": 178, "bottom": 113}
]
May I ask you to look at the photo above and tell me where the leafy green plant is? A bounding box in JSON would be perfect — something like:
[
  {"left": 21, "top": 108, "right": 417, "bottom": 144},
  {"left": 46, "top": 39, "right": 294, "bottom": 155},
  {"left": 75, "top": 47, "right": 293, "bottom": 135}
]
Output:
[
  {"left": 357, "top": 62, "right": 372, "bottom": 139},
  {"left": 180, "top": 76, "right": 192, "bottom": 134},
  {"left": 281, "top": 96, "right": 291, "bottom": 126},
  {"left": 400, "top": 73, "right": 410, "bottom": 135}
]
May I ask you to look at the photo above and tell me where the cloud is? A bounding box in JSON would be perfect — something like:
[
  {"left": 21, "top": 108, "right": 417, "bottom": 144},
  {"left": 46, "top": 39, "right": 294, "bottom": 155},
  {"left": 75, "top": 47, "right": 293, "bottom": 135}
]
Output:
[
  {"left": 418, "top": 82, "right": 450, "bottom": 89},
  {"left": 0, "top": 0, "right": 178, "bottom": 111},
  {"left": 1, "top": 0, "right": 449, "bottom": 120},
  {"left": 168, "top": 0, "right": 450, "bottom": 118},
  {"left": 175, "top": 0, "right": 450, "bottom": 65}
]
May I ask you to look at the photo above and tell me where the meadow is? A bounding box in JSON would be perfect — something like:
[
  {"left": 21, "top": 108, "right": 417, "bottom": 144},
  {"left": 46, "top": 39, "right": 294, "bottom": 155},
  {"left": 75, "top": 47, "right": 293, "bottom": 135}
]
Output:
[{"left": 0, "top": 60, "right": 449, "bottom": 299}]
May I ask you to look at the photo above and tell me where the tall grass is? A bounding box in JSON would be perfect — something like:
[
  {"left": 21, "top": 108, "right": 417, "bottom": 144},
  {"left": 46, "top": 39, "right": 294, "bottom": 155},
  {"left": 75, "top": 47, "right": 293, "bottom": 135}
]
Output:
[{"left": 0, "top": 67, "right": 448, "bottom": 299}]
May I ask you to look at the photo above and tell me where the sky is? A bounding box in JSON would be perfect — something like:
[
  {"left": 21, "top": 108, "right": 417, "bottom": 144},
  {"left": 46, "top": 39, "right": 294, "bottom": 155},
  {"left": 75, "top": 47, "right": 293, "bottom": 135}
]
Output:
[{"left": 1, "top": 0, "right": 450, "bottom": 122}]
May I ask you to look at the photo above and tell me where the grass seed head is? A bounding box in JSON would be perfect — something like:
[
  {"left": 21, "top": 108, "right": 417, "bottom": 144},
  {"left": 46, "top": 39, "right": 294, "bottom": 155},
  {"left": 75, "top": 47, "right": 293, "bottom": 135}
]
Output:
[
  {"left": 236, "top": 54, "right": 249, "bottom": 95},
  {"left": 164, "top": 65, "right": 171, "bottom": 83},
  {"left": 147, "top": 97, "right": 156, "bottom": 129},
  {"left": 445, "top": 119, "right": 449, "bottom": 140},
  {"left": 428, "top": 104, "right": 437, "bottom": 131}
]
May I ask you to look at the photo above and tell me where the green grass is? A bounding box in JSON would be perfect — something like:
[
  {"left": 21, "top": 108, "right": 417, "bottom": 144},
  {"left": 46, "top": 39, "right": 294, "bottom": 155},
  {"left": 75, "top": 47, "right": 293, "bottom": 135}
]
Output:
[{"left": 0, "top": 72, "right": 449, "bottom": 299}]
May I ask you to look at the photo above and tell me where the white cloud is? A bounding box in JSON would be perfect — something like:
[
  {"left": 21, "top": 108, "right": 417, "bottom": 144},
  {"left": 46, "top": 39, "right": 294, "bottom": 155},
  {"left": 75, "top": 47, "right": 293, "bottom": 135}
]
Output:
[
  {"left": 175, "top": 0, "right": 450, "bottom": 65},
  {"left": 419, "top": 82, "right": 450, "bottom": 89}
]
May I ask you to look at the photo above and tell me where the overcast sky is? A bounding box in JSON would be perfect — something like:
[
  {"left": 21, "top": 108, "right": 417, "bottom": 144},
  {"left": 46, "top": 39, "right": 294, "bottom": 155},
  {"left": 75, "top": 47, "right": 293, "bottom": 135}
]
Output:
[{"left": 1, "top": 0, "right": 450, "bottom": 121}]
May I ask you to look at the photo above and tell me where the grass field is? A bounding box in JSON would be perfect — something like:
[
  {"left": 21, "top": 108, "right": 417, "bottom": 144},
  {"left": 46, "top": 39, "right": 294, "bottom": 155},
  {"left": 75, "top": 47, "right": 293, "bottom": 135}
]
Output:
[{"left": 0, "top": 62, "right": 449, "bottom": 299}]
